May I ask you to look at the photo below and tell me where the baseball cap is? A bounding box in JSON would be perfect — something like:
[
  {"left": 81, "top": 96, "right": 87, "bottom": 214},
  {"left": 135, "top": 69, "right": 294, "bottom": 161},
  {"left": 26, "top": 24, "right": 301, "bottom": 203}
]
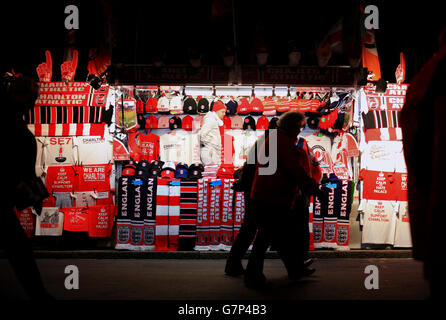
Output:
[
  {"left": 150, "top": 160, "right": 164, "bottom": 171},
  {"left": 188, "top": 169, "right": 203, "bottom": 180},
  {"left": 225, "top": 99, "right": 238, "bottom": 115},
  {"left": 237, "top": 97, "right": 250, "bottom": 114},
  {"left": 158, "top": 115, "right": 170, "bottom": 128},
  {"left": 161, "top": 168, "right": 175, "bottom": 179},
  {"left": 136, "top": 160, "right": 151, "bottom": 172},
  {"left": 122, "top": 163, "right": 136, "bottom": 176},
  {"left": 183, "top": 97, "right": 198, "bottom": 114},
  {"left": 157, "top": 95, "right": 170, "bottom": 113},
  {"left": 243, "top": 116, "right": 256, "bottom": 130},
  {"left": 169, "top": 115, "right": 182, "bottom": 130},
  {"left": 189, "top": 162, "right": 204, "bottom": 172},
  {"left": 256, "top": 116, "right": 269, "bottom": 130},
  {"left": 145, "top": 97, "right": 158, "bottom": 113},
  {"left": 223, "top": 116, "right": 232, "bottom": 129},
  {"left": 197, "top": 97, "right": 210, "bottom": 113},
  {"left": 231, "top": 115, "right": 243, "bottom": 129},
  {"left": 268, "top": 117, "right": 279, "bottom": 129},
  {"left": 175, "top": 167, "right": 189, "bottom": 179},
  {"left": 176, "top": 162, "right": 189, "bottom": 170},
  {"left": 250, "top": 97, "right": 264, "bottom": 115},
  {"left": 182, "top": 115, "right": 194, "bottom": 131},
  {"left": 145, "top": 115, "right": 158, "bottom": 129},
  {"left": 169, "top": 95, "right": 183, "bottom": 114}
]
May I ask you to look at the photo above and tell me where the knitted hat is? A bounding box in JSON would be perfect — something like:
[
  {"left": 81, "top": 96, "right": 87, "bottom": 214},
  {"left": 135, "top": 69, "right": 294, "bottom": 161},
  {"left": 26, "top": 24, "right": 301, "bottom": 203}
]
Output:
[
  {"left": 212, "top": 100, "right": 227, "bottom": 113},
  {"left": 157, "top": 95, "right": 170, "bottom": 113},
  {"left": 243, "top": 116, "right": 256, "bottom": 130},
  {"left": 237, "top": 97, "right": 250, "bottom": 114},
  {"left": 268, "top": 117, "right": 279, "bottom": 129},
  {"left": 145, "top": 97, "right": 158, "bottom": 113},
  {"left": 145, "top": 115, "right": 158, "bottom": 129},
  {"left": 250, "top": 97, "right": 264, "bottom": 114},
  {"left": 158, "top": 115, "right": 170, "bottom": 128},
  {"left": 169, "top": 95, "right": 183, "bottom": 114},
  {"left": 256, "top": 116, "right": 269, "bottom": 130},
  {"left": 197, "top": 97, "right": 210, "bottom": 113},
  {"left": 169, "top": 115, "right": 182, "bottom": 130},
  {"left": 182, "top": 115, "right": 194, "bottom": 131},
  {"left": 225, "top": 99, "right": 238, "bottom": 115},
  {"left": 183, "top": 97, "right": 198, "bottom": 114},
  {"left": 231, "top": 115, "right": 243, "bottom": 129}
]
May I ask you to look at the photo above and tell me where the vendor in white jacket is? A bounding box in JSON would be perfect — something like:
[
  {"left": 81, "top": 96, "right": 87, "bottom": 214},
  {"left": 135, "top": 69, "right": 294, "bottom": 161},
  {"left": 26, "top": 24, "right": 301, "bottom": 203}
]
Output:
[{"left": 200, "top": 100, "right": 227, "bottom": 165}]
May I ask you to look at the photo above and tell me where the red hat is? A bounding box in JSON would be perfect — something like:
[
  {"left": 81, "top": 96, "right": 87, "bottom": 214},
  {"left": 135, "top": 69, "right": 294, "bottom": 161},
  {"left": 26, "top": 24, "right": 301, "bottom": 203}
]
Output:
[
  {"left": 250, "top": 97, "right": 264, "bottom": 114},
  {"left": 213, "top": 100, "right": 227, "bottom": 113},
  {"left": 237, "top": 97, "right": 250, "bottom": 114},
  {"left": 146, "top": 97, "right": 158, "bottom": 113},
  {"left": 182, "top": 115, "right": 194, "bottom": 131},
  {"left": 231, "top": 115, "right": 243, "bottom": 129},
  {"left": 145, "top": 115, "right": 158, "bottom": 129},
  {"left": 256, "top": 116, "right": 269, "bottom": 130}
]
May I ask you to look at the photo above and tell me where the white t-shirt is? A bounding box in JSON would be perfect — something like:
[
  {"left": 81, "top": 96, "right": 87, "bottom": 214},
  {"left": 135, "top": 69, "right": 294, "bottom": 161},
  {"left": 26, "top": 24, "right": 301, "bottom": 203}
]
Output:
[
  {"left": 360, "top": 199, "right": 397, "bottom": 245},
  {"left": 41, "top": 136, "right": 77, "bottom": 168},
  {"left": 35, "top": 207, "right": 64, "bottom": 236},
  {"left": 360, "top": 140, "right": 406, "bottom": 172},
  {"left": 159, "top": 130, "right": 200, "bottom": 165},
  {"left": 74, "top": 131, "right": 113, "bottom": 165},
  {"left": 394, "top": 201, "right": 412, "bottom": 248}
]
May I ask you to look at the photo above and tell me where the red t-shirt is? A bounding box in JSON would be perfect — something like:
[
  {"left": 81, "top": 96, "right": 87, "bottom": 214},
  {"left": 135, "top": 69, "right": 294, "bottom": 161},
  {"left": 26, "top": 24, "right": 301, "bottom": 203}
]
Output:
[
  {"left": 88, "top": 204, "right": 115, "bottom": 237},
  {"left": 128, "top": 131, "right": 160, "bottom": 162},
  {"left": 73, "top": 163, "right": 112, "bottom": 192},
  {"left": 44, "top": 165, "right": 77, "bottom": 193},
  {"left": 61, "top": 207, "right": 89, "bottom": 232},
  {"left": 359, "top": 169, "right": 397, "bottom": 201}
]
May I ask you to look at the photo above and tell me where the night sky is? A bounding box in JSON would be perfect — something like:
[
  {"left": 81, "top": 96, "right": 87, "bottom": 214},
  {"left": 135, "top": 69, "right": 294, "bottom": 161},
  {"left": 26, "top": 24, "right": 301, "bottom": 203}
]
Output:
[{"left": 1, "top": 0, "right": 443, "bottom": 84}]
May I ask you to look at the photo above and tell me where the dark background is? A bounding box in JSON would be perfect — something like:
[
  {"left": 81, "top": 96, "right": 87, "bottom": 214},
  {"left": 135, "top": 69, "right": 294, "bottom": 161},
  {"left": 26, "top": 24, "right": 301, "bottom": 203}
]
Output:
[{"left": 1, "top": 0, "right": 443, "bottom": 84}]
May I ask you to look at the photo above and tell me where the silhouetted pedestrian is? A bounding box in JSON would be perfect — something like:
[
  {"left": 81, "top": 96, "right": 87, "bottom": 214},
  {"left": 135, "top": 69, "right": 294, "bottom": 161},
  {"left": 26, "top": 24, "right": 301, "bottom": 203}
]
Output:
[{"left": 1, "top": 72, "right": 52, "bottom": 300}]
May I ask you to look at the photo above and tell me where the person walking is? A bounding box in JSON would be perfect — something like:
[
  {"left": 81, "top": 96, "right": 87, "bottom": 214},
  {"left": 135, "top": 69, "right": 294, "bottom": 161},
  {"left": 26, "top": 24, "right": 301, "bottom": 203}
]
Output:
[
  {"left": 1, "top": 72, "right": 52, "bottom": 300},
  {"left": 242, "top": 111, "right": 322, "bottom": 289}
]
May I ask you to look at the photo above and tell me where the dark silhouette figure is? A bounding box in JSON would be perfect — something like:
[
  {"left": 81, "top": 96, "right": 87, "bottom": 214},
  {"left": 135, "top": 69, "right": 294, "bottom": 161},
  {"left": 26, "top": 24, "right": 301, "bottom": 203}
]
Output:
[
  {"left": 240, "top": 112, "right": 321, "bottom": 289},
  {"left": 1, "top": 73, "right": 52, "bottom": 300},
  {"left": 400, "top": 26, "right": 446, "bottom": 300}
]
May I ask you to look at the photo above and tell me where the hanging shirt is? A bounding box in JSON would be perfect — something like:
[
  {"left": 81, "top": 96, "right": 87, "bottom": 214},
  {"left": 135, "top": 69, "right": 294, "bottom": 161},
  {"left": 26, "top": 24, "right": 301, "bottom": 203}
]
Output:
[
  {"left": 128, "top": 131, "right": 160, "bottom": 163},
  {"left": 73, "top": 132, "right": 113, "bottom": 165},
  {"left": 41, "top": 136, "right": 77, "bottom": 167},
  {"left": 159, "top": 131, "right": 200, "bottom": 165},
  {"left": 360, "top": 199, "right": 397, "bottom": 245}
]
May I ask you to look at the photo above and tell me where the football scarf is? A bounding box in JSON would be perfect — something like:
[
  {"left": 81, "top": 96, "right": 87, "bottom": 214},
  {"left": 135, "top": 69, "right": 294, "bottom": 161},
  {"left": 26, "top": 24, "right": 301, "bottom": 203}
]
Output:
[
  {"left": 115, "top": 176, "right": 133, "bottom": 249},
  {"left": 208, "top": 179, "right": 222, "bottom": 250},
  {"left": 335, "top": 180, "right": 353, "bottom": 249},
  {"left": 143, "top": 177, "right": 157, "bottom": 250},
  {"left": 195, "top": 178, "right": 211, "bottom": 250},
  {"left": 220, "top": 179, "right": 235, "bottom": 251},
  {"left": 179, "top": 180, "right": 198, "bottom": 250},
  {"left": 233, "top": 191, "right": 245, "bottom": 240}
]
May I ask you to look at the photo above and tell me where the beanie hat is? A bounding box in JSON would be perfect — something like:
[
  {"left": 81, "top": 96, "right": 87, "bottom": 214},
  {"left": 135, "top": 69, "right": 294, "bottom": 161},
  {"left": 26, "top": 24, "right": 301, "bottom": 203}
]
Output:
[
  {"left": 197, "top": 97, "right": 210, "bottom": 113},
  {"left": 256, "top": 116, "right": 269, "bottom": 130},
  {"left": 183, "top": 97, "right": 198, "bottom": 114},
  {"left": 243, "top": 116, "right": 256, "bottom": 130},
  {"left": 237, "top": 97, "right": 250, "bottom": 114},
  {"left": 268, "top": 117, "right": 279, "bottom": 129},
  {"left": 306, "top": 112, "right": 320, "bottom": 130},
  {"left": 225, "top": 99, "right": 238, "bottom": 115},
  {"left": 250, "top": 97, "right": 264, "bottom": 114},
  {"left": 158, "top": 115, "right": 170, "bottom": 128},
  {"left": 212, "top": 100, "right": 227, "bottom": 113},
  {"left": 276, "top": 98, "right": 291, "bottom": 114},
  {"left": 182, "top": 115, "right": 194, "bottom": 131},
  {"left": 262, "top": 97, "right": 277, "bottom": 116},
  {"left": 145, "top": 97, "right": 158, "bottom": 113},
  {"left": 169, "top": 95, "right": 183, "bottom": 114},
  {"left": 231, "top": 115, "right": 243, "bottom": 129},
  {"left": 145, "top": 115, "right": 158, "bottom": 129},
  {"left": 157, "top": 95, "right": 170, "bottom": 113},
  {"left": 169, "top": 115, "right": 182, "bottom": 130}
]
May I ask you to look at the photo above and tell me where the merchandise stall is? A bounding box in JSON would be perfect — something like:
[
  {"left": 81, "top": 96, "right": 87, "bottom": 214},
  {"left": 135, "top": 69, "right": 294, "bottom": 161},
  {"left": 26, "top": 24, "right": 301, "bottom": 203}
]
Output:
[
  {"left": 357, "top": 82, "right": 411, "bottom": 248},
  {"left": 14, "top": 64, "right": 376, "bottom": 251}
]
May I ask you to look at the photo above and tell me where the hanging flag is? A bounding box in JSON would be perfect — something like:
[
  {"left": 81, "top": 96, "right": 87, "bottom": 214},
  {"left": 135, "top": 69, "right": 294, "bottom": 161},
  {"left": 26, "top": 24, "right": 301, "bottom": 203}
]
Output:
[
  {"left": 360, "top": 2, "right": 382, "bottom": 81},
  {"left": 395, "top": 52, "right": 406, "bottom": 84}
]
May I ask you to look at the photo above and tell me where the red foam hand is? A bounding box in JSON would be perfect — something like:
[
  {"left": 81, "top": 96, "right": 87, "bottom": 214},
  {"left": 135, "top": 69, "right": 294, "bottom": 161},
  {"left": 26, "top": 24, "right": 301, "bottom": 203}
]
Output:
[
  {"left": 61, "top": 49, "right": 78, "bottom": 81},
  {"left": 36, "top": 50, "right": 52, "bottom": 82}
]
